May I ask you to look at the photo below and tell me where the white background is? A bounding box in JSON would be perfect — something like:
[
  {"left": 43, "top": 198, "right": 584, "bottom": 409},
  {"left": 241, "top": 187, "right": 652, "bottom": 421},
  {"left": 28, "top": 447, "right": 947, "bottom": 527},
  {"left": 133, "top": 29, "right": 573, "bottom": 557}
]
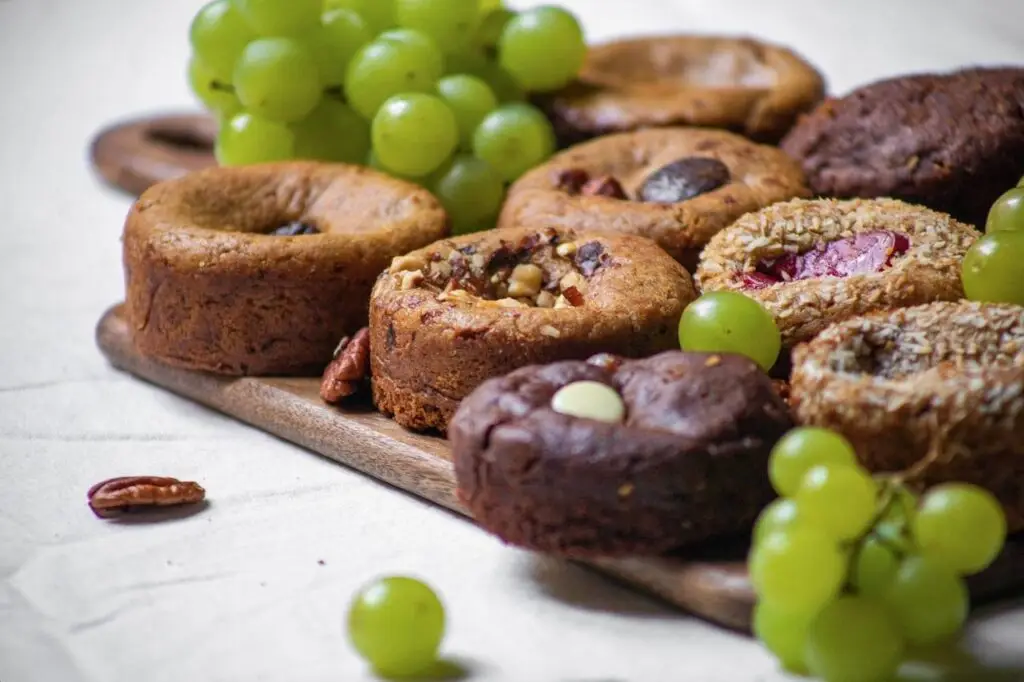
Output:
[{"left": 1, "top": 1, "right": 1023, "bottom": 680}]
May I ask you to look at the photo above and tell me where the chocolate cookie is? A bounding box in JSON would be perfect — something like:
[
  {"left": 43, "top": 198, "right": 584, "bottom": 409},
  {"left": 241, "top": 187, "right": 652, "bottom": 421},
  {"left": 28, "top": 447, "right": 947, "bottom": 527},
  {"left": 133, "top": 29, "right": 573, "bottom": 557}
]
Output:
[
  {"left": 536, "top": 35, "right": 825, "bottom": 146},
  {"left": 499, "top": 128, "right": 811, "bottom": 267},
  {"left": 369, "top": 226, "right": 696, "bottom": 433},
  {"left": 780, "top": 67, "right": 1024, "bottom": 228},
  {"left": 450, "top": 351, "right": 794, "bottom": 557},
  {"left": 123, "top": 162, "right": 448, "bottom": 375}
]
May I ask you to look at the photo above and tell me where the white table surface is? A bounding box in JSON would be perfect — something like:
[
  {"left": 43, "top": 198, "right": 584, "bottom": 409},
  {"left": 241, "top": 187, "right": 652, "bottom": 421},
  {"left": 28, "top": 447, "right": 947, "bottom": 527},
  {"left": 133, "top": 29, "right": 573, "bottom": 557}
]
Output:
[{"left": 1, "top": 1, "right": 1023, "bottom": 680}]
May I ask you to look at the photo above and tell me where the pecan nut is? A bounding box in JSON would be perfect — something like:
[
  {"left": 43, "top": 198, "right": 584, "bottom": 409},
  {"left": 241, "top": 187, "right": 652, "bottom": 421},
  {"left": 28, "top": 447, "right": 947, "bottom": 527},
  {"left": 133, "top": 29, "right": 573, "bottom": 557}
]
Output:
[
  {"left": 320, "top": 327, "right": 371, "bottom": 404},
  {"left": 581, "top": 175, "right": 628, "bottom": 199},
  {"left": 87, "top": 476, "right": 206, "bottom": 518},
  {"left": 554, "top": 167, "right": 590, "bottom": 194}
]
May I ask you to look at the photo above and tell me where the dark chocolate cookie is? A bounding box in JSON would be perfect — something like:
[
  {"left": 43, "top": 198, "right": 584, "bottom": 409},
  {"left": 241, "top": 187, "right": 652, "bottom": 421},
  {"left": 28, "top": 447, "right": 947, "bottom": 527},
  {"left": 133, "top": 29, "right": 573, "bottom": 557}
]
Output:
[
  {"left": 449, "top": 351, "right": 793, "bottom": 557},
  {"left": 780, "top": 68, "right": 1024, "bottom": 228}
]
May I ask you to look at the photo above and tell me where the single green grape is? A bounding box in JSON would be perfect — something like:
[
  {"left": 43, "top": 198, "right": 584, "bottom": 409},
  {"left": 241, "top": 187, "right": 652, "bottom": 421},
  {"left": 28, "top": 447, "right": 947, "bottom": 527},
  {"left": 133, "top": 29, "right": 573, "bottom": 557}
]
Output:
[
  {"left": 914, "top": 483, "right": 1007, "bottom": 575},
  {"left": 498, "top": 6, "right": 586, "bottom": 92},
  {"left": 310, "top": 9, "right": 371, "bottom": 87},
  {"left": 188, "top": 56, "right": 242, "bottom": 117},
  {"left": 472, "top": 103, "right": 554, "bottom": 181},
  {"left": 884, "top": 555, "right": 968, "bottom": 646},
  {"left": 805, "top": 595, "right": 905, "bottom": 682},
  {"left": 436, "top": 74, "right": 498, "bottom": 150},
  {"left": 444, "top": 49, "right": 489, "bottom": 76},
  {"left": 395, "top": 0, "right": 480, "bottom": 54},
  {"left": 961, "top": 231, "right": 1024, "bottom": 305},
  {"left": 345, "top": 38, "right": 444, "bottom": 120},
  {"left": 985, "top": 187, "right": 1024, "bottom": 233},
  {"left": 323, "top": 0, "right": 396, "bottom": 33},
  {"left": 475, "top": 8, "right": 514, "bottom": 49},
  {"left": 372, "top": 93, "right": 458, "bottom": 177},
  {"left": 447, "top": 53, "right": 524, "bottom": 103},
  {"left": 752, "top": 498, "right": 802, "bottom": 546},
  {"left": 233, "top": 0, "right": 321, "bottom": 36},
  {"left": 292, "top": 99, "right": 370, "bottom": 163},
  {"left": 233, "top": 38, "right": 322, "bottom": 123},
  {"left": 216, "top": 112, "right": 295, "bottom": 165},
  {"left": 347, "top": 576, "right": 445, "bottom": 678},
  {"left": 796, "top": 464, "right": 877, "bottom": 541},
  {"left": 376, "top": 27, "right": 441, "bottom": 54},
  {"left": 768, "top": 427, "right": 858, "bottom": 498},
  {"left": 748, "top": 529, "right": 845, "bottom": 616},
  {"left": 677, "top": 291, "right": 781, "bottom": 372},
  {"left": 431, "top": 155, "right": 504, "bottom": 234},
  {"left": 752, "top": 601, "right": 811, "bottom": 675},
  {"left": 850, "top": 535, "right": 901, "bottom": 598},
  {"left": 190, "top": 0, "right": 256, "bottom": 82}
]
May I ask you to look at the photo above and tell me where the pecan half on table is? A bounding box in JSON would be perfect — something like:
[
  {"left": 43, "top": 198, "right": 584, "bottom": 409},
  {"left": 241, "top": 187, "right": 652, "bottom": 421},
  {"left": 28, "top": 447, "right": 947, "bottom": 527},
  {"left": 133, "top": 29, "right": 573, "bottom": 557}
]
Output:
[
  {"left": 320, "top": 327, "right": 371, "bottom": 404},
  {"left": 87, "top": 476, "right": 206, "bottom": 518}
]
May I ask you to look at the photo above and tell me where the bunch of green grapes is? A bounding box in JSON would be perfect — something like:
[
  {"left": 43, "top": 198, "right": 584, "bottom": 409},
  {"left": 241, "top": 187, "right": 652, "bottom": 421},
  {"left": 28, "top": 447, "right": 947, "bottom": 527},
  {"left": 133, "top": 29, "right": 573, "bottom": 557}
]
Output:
[
  {"left": 962, "top": 176, "right": 1024, "bottom": 305},
  {"left": 750, "top": 426, "right": 1008, "bottom": 682},
  {"left": 187, "top": 0, "right": 587, "bottom": 234}
]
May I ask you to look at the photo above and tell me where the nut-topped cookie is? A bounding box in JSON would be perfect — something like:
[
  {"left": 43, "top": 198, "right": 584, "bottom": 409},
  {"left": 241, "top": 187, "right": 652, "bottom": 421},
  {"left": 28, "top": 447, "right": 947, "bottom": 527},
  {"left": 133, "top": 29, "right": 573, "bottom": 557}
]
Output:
[
  {"left": 369, "top": 226, "right": 696, "bottom": 433},
  {"left": 536, "top": 35, "right": 825, "bottom": 146},
  {"left": 498, "top": 128, "right": 811, "bottom": 267},
  {"left": 123, "top": 162, "right": 448, "bottom": 375}
]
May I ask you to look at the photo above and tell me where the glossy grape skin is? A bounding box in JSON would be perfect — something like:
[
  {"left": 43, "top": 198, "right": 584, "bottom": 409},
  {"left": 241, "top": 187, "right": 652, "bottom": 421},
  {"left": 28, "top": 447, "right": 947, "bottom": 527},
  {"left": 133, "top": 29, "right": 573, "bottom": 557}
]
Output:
[
  {"left": 961, "top": 231, "right": 1024, "bottom": 305},
  {"left": 292, "top": 99, "right": 370, "bottom": 163},
  {"left": 233, "top": 38, "right": 322, "bottom": 123},
  {"left": 677, "top": 291, "right": 781, "bottom": 372},
  {"left": 431, "top": 155, "right": 504, "bottom": 235},
  {"left": 188, "top": 57, "right": 241, "bottom": 117},
  {"left": 805, "top": 596, "right": 904, "bottom": 682},
  {"left": 796, "top": 464, "right": 877, "bottom": 541},
  {"left": 752, "top": 498, "right": 802, "bottom": 546},
  {"left": 498, "top": 6, "right": 586, "bottom": 92},
  {"left": 345, "top": 38, "right": 445, "bottom": 120},
  {"left": 395, "top": 0, "right": 480, "bottom": 54},
  {"left": 914, "top": 483, "right": 1007, "bottom": 575},
  {"left": 436, "top": 75, "right": 498, "bottom": 150},
  {"left": 324, "top": 0, "right": 396, "bottom": 33},
  {"left": 372, "top": 93, "right": 459, "bottom": 177},
  {"left": 347, "top": 576, "right": 445, "bottom": 677},
  {"left": 985, "top": 187, "right": 1024, "bottom": 233},
  {"left": 768, "top": 427, "right": 858, "bottom": 498},
  {"left": 190, "top": 0, "right": 255, "bottom": 81},
  {"left": 752, "top": 601, "right": 810, "bottom": 675},
  {"left": 850, "top": 535, "right": 900, "bottom": 598},
  {"left": 216, "top": 112, "right": 295, "bottom": 165},
  {"left": 233, "top": 0, "right": 321, "bottom": 36},
  {"left": 472, "top": 103, "right": 554, "bottom": 181},
  {"left": 749, "top": 529, "right": 845, "bottom": 615},
  {"left": 884, "top": 555, "right": 968, "bottom": 646},
  {"left": 311, "top": 9, "right": 371, "bottom": 87}
]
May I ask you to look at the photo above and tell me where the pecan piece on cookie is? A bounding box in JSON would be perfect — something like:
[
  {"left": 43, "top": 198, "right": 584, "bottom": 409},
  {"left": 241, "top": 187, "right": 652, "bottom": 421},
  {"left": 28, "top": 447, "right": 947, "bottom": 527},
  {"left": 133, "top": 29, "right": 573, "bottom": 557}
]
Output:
[
  {"left": 320, "top": 327, "right": 371, "bottom": 404},
  {"left": 87, "top": 476, "right": 206, "bottom": 518}
]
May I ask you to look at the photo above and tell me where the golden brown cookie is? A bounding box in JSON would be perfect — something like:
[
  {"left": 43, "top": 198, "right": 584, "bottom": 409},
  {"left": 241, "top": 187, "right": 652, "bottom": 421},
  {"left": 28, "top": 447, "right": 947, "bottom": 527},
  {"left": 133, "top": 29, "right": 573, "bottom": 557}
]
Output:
[
  {"left": 369, "top": 226, "right": 696, "bottom": 433},
  {"left": 537, "top": 35, "right": 825, "bottom": 146},
  {"left": 123, "top": 162, "right": 449, "bottom": 375},
  {"left": 498, "top": 128, "right": 810, "bottom": 266}
]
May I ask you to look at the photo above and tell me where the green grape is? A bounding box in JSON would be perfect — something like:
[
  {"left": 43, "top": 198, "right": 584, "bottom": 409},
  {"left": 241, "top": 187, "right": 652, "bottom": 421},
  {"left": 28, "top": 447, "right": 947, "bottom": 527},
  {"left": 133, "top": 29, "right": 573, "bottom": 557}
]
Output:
[
  {"left": 347, "top": 576, "right": 445, "bottom": 677},
  {"left": 233, "top": 0, "right": 321, "bottom": 36},
  {"left": 498, "top": 6, "right": 586, "bottom": 92},
  {"left": 752, "top": 601, "right": 811, "bottom": 675},
  {"left": 444, "top": 49, "right": 489, "bottom": 76},
  {"left": 476, "top": 8, "right": 514, "bottom": 49},
  {"left": 233, "top": 38, "right": 322, "bottom": 123},
  {"left": 372, "top": 93, "right": 458, "bottom": 177},
  {"left": 377, "top": 27, "right": 440, "bottom": 54},
  {"left": 796, "top": 465, "right": 877, "bottom": 541},
  {"left": 478, "top": 0, "right": 503, "bottom": 12},
  {"left": 310, "top": 9, "right": 370, "bottom": 87},
  {"left": 677, "top": 291, "right": 781, "bottom": 372},
  {"left": 445, "top": 52, "right": 524, "bottom": 103},
  {"left": 324, "top": 0, "right": 395, "bottom": 33},
  {"left": 436, "top": 75, "right": 497, "bottom": 150},
  {"left": 472, "top": 103, "right": 554, "bottom": 181},
  {"left": 188, "top": 57, "right": 242, "bottom": 117},
  {"left": 961, "top": 231, "right": 1024, "bottom": 305},
  {"left": 190, "top": 0, "right": 256, "bottom": 82},
  {"left": 345, "top": 38, "right": 445, "bottom": 120},
  {"left": 914, "top": 483, "right": 1007, "bottom": 575},
  {"left": 395, "top": 0, "right": 480, "bottom": 54},
  {"left": 216, "top": 112, "right": 295, "bottom": 165},
  {"left": 850, "top": 536, "right": 900, "bottom": 598},
  {"left": 292, "top": 99, "right": 370, "bottom": 163},
  {"left": 752, "top": 498, "right": 802, "bottom": 546},
  {"left": 805, "top": 595, "right": 904, "bottom": 682},
  {"left": 768, "top": 427, "right": 858, "bottom": 498},
  {"left": 1019, "top": 174, "right": 1024, "bottom": 187},
  {"left": 884, "top": 555, "right": 968, "bottom": 646},
  {"left": 431, "top": 155, "right": 504, "bottom": 234},
  {"left": 749, "top": 529, "right": 845, "bottom": 615},
  {"left": 985, "top": 187, "right": 1024, "bottom": 232}
]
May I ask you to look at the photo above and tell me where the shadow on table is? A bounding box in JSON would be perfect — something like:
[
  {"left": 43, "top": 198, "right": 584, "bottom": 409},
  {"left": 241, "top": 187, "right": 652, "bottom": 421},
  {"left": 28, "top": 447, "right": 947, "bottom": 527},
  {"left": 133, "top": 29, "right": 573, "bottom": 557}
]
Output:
[
  {"left": 99, "top": 500, "right": 211, "bottom": 524},
  {"left": 523, "top": 555, "right": 675, "bottom": 618}
]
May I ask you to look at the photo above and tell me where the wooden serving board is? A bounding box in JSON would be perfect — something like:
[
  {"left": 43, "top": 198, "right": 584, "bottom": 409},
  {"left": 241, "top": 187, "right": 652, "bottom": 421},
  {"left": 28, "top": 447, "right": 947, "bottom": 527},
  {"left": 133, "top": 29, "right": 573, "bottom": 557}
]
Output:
[{"left": 96, "top": 304, "right": 1024, "bottom": 632}]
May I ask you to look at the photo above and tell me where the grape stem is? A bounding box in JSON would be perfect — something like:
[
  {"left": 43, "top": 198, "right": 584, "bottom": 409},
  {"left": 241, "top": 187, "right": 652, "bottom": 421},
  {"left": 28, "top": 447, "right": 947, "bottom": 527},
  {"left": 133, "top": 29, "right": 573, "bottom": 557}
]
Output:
[{"left": 843, "top": 478, "right": 909, "bottom": 592}]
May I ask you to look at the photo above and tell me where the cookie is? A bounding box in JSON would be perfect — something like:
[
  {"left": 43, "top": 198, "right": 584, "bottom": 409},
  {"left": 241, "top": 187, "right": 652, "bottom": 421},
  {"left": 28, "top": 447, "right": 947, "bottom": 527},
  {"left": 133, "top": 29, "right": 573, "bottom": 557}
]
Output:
[
  {"left": 780, "top": 67, "right": 1024, "bottom": 228},
  {"left": 790, "top": 301, "right": 1024, "bottom": 531},
  {"left": 499, "top": 128, "right": 811, "bottom": 267},
  {"left": 123, "top": 162, "right": 449, "bottom": 375},
  {"left": 369, "top": 226, "right": 696, "bottom": 433},
  {"left": 536, "top": 35, "right": 825, "bottom": 146},
  {"left": 696, "top": 198, "right": 978, "bottom": 347},
  {"left": 450, "top": 351, "right": 794, "bottom": 557}
]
